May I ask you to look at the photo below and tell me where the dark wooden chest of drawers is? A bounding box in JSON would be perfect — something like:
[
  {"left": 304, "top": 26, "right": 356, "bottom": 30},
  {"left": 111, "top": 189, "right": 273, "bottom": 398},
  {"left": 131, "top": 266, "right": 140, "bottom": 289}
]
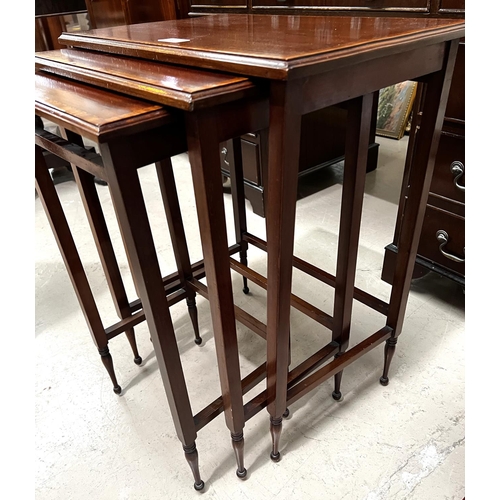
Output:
[{"left": 381, "top": 39, "right": 465, "bottom": 286}]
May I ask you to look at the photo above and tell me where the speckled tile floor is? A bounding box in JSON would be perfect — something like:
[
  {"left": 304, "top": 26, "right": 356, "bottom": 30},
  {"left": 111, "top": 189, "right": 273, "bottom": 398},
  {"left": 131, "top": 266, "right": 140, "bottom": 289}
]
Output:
[{"left": 35, "top": 135, "right": 465, "bottom": 499}]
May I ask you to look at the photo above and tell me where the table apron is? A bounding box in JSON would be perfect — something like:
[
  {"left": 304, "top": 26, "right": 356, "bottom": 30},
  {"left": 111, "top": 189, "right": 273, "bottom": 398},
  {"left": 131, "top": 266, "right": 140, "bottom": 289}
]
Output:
[{"left": 298, "top": 42, "right": 447, "bottom": 115}]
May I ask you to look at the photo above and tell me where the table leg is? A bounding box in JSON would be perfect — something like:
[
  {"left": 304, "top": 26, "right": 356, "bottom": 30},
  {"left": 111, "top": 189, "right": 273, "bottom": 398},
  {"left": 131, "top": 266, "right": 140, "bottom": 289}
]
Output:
[
  {"left": 186, "top": 110, "right": 247, "bottom": 479},
  {"left": 155, "top": 158, "right": 202, "bottom": 345},
  {"left": 227, "top": 137, "right": 250, "bottom": 294},
  {"left": 35, "top": 145, "right": 122, "bottom": 394},
  {"left": 383, "top": 40, "right": 460, "bottom": 384},
  {"left": 100, "top": 140, "right": 204, "bottom": 491},
  {"left": 63, "top": 129, "right": 143, "bottom": 366},
  {"left": 265, "top": 80, "right": 303, "bottom": 461},
  {"left": 331, "top": 94, "right": 375, "bottom": 401}
]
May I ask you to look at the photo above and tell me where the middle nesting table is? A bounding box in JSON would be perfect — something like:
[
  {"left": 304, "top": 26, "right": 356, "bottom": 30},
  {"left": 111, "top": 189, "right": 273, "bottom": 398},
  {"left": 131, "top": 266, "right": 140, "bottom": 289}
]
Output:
[{"left": 36, "top": 49, "right": 344, "bottom": 488}]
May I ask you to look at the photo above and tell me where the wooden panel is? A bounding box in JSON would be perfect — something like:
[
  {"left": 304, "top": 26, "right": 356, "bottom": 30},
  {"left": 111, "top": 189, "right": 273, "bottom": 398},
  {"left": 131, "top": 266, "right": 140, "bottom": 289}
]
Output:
[
  {"left": 252, "top": 0, "right": 429, "bottom": 12},
  {"left": 439, "top": 0, "right": 464, "bottom": 13},
  {"left": 444, "top": 41, "right": 464, "bottom": 122},
  {"left": 190, "top": 0, "right": 247, "bottom": 7},
  {"left": 85, "top": 0, "right": 126, "bottom": 28},
  {"left": 417, "top": 206, "right": 464, "bottom": 275},
  {"left": 36, "top": 0, "right": 87, "bottom": 16},
  {"left": 125, "top": 0, "right": 177, "bottom": 24},
  {"left": 241, "top": 139, "right": 261, "bottom": 184}
]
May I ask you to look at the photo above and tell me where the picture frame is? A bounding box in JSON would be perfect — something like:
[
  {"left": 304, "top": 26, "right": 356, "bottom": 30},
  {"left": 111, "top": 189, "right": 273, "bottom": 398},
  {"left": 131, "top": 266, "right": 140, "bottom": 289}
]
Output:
[{"left": 376, "top": 81, "right": 418, "bottom": 140}]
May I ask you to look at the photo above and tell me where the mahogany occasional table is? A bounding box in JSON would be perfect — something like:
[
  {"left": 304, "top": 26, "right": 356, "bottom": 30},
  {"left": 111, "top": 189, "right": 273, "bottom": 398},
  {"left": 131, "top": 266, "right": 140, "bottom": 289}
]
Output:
[
  {"left": 35, "top": 63, "right": 271, "bottom": 488},
  {"left": 57, "top": 14, "right": 465, "bottom": 462}
]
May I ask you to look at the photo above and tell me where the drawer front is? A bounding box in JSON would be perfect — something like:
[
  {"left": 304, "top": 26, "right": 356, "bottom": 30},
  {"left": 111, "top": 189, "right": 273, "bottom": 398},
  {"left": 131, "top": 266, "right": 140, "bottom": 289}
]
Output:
[
  {"left": 252, "top": 0, "right": 430, "bottom": 12},
  {"left": 418, "top": 205, "right": 464, "bottom": 276},
  {"left": 430, "top": 132, "right": 465, "bottom": 204},
  {"left": 241, "top": 138, "right": 262, "bottom": 185}
]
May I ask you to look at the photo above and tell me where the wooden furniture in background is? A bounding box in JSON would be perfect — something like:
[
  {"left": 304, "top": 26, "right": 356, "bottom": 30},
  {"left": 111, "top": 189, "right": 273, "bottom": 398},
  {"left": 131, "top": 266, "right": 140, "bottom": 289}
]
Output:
[
  {"left": 382, "top": 40, "right": 465, "bottom": 287},
  {"left": 35, "top": 1, "right": 89, "bottom": 51},
  {"left": 84, "top": 0, "right": 177, "bottom": 29}
]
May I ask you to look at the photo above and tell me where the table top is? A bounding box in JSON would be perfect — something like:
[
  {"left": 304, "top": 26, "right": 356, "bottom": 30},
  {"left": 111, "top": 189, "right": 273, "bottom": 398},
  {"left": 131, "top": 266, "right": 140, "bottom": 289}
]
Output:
[
  {"left": 59, "top": 14, "right": 465, "bottom": 80},
  {"left": 35, "top": 73, "right": 173, "bottom": 142},
  {"left": 35, "top": 49, "right": 256, "bottom": 111}
]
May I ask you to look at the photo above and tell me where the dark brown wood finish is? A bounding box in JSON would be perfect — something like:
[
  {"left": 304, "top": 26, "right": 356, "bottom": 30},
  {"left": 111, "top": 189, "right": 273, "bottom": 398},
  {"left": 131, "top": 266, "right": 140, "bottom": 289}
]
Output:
[
  {"left": 182, "top": 0, "right": 464, "bottom": 17},
  {"left": 381, "top": 39, "right": 465, "bottom": 286},
  {"left": 84, "top": 0, "right": 177, "bottom": 29},
  {"left": 331, "top": 93, "right": 373, "bottom": 400},
  {"left": 35, "top": 70, "right": 258, "bottom": 489},
  {"left": 52, "top": 13, "right": 463, "bottom": 462},
  {"left": 35, "top": 62, "right": 271, "bottom": 487},
  {"left": 59, "top": 15, "right": 463, "bottom": 80}
]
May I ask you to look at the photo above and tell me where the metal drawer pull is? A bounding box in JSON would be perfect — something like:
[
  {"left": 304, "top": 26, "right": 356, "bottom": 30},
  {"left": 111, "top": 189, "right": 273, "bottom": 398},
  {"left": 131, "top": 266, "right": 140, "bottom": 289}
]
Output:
[
  {"left": 450, "top": 160, "right": 465, "bottom": 192},
  {"left": 436, "top": 230, "right": 465, "bottom": 263},
  {"left": 221, "top": 147, "right": 230, "bottom": 166}
]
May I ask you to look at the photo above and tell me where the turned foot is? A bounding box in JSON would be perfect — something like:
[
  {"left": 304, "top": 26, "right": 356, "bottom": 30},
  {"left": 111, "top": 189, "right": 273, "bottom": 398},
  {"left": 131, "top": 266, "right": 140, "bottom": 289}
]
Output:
[
  {"left": 125, "top": 329, "right": 142, "bottom": 366},
  {"left": 270, "top": 416, "right": 283, "bottom": 462},
  {"left": 242, "top": 276, "right": 250, "bottom": 295},
  {"left": 331, "top": 352, "right": 344, "bottom": 401},
  {"left": 332, "top": 390, "right": 342, "bottom": 401},
  {"left": 380, "top": 337, "right": 398, "bottom": 386},
  {"left": 99, "top": 346, "right": 121, "bottom": 395},
  {"left": 186, "top": 297, "right": 202, "bottom": 346},
  {"left": 240, "top": 251, "right": 250, "bottom": 294},
  {"left": 231, "top": 432, "right": 247, "bottom": 479},
  {"left": 184, "top": 443, "right": 204, "bottom": 491}
]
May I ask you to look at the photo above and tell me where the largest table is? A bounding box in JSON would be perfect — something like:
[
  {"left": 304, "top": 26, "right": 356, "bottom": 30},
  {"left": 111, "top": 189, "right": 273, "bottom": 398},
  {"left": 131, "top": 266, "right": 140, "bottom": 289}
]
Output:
[{"left": 59, "top": 14, "right": 465, "bottom": 460}]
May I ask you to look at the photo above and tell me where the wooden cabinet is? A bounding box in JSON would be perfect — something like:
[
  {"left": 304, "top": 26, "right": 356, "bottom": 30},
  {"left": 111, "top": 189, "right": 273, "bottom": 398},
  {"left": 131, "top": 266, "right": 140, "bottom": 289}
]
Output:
[
  {"left": 381, "top": 41, "right": 465, "bottom": 286},
  {"left": 184, "top": 0, "right": 465, "bottom": 15},
  {"left": 85, "top": 0, "right": 177, "bottom": 29},
  {"left": 251, "top": 0, "right": 430, "bottom": 11}
]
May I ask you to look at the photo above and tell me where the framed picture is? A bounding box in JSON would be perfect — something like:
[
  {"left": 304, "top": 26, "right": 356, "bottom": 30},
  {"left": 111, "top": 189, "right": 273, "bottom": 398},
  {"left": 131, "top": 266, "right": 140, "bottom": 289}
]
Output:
[{"left": 376, "top": 81, "right": 418, "bottom": 140}]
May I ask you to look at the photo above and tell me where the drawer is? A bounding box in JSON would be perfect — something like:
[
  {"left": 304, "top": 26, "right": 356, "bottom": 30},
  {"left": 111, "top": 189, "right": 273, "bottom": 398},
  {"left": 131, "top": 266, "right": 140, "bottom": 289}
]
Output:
[
  {"left": 252, "top": 0, "right": 430, "bottom": 12},
  {"left": 417, "top": 205, "right": 464, "bottom": 276},
  {"left": 429, "top": 132, "right": 465, "bottom": 204}
]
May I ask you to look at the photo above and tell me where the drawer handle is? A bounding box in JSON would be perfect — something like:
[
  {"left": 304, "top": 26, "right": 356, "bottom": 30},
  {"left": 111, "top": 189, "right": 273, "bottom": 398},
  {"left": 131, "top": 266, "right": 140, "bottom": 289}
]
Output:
[
  {"left": 436, "top": 230, "right": 465, "bottom": 263},
  {"left": 450, "top": 161, "right": 465, "bottom": 192},
  {"left": 221, "top": 147, "right": 230, "bottom": 167}
]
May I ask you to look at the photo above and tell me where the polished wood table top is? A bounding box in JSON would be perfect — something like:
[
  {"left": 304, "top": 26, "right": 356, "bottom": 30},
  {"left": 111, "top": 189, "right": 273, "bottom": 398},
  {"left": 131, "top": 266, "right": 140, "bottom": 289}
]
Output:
[
  {"left": 35, "top": 72, "right": 173, "bottom": 142},
  {"left": 59, "top": 14, "right": 464, "bottom": 79},
  {"left": 35, "top": 48, "right": 257, "bottom": 110}
]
